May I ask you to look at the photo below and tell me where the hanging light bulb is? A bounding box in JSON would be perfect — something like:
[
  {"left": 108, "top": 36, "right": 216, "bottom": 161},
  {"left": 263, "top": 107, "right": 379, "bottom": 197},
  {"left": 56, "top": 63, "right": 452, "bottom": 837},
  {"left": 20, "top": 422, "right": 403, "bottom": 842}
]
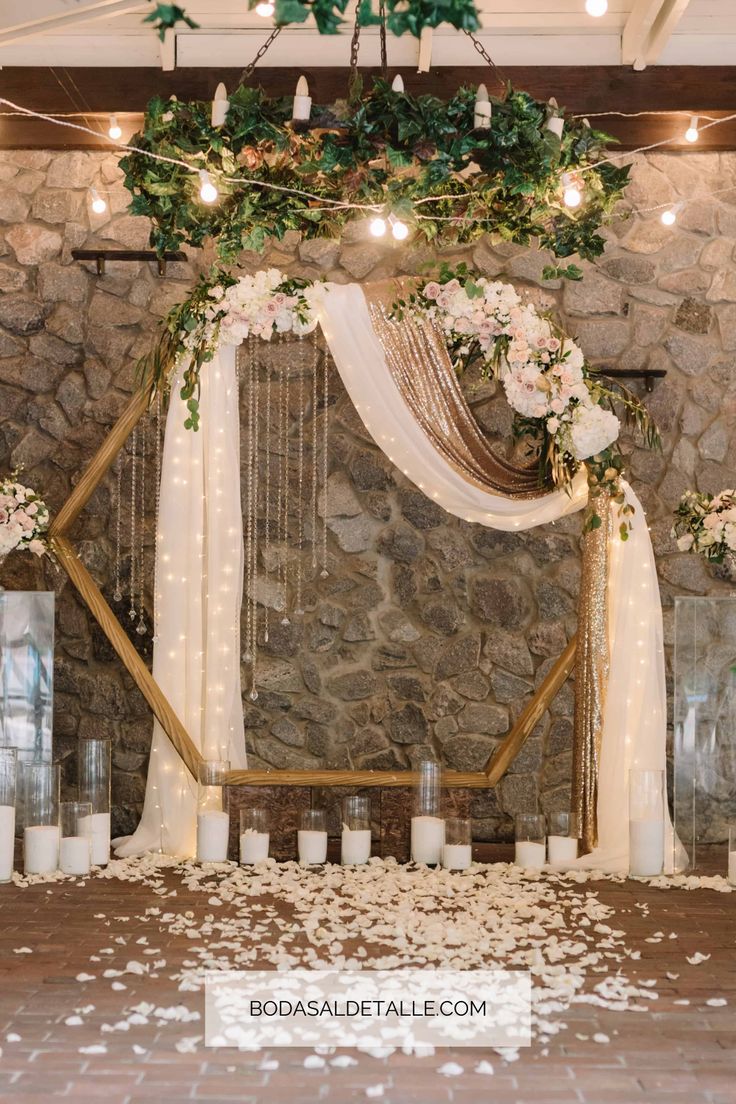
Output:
[
  {"left": 585, "top": 0, "right": 608, "bottom": 16},
  {"left": 107, "top": 115, "right": 122, "bottom": 140},
  {"left": 391, "top": 219, "right": 409, "bottom": 241},
  {"left": 370, "top": 217, "right": 387, "bottom": 238},
  {"left": 684, "top": 115, "right": 700, "bottom": 143},
  {"left": 561, "top": 172, "right": 582, "bottom": 208},
  {"left": 661, "top": 202, "right": 683, "bottom": 226},
  {"left": 199, "top": 170, "right": 218, "bottom": 204},
  {"left": 255, "top": 0, "right": 275, "bottom": 14},
  {"left": 90, "top": 188, "right": 107, "bottom": 214}
]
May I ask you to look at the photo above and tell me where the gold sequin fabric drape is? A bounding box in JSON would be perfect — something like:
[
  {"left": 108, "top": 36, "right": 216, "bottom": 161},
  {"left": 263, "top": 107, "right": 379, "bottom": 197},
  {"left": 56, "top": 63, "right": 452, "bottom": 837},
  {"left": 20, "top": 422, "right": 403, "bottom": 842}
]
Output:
[
  {"left": 363, "top": 279, "right": 550, "bottom": 499},
  {"left": 572, "top": 494, "right": 611, "bottom": 854}
]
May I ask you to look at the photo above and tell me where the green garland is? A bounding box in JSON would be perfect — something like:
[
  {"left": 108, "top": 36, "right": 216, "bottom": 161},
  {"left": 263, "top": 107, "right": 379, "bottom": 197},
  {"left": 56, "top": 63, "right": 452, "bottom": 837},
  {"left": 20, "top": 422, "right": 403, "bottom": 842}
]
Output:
[{"left": 121, "top": 80, "right": 629, "bottom": 264}]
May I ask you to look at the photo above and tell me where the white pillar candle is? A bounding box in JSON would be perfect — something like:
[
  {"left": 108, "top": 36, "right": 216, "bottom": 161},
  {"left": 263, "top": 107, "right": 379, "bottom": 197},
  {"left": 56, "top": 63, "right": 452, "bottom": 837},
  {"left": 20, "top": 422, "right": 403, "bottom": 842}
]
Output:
[
  {"left": 515, "top": 840, "right": 545, "bottom": 870},
  {"left": 298, "top": 829, "right": 327, "bottom": 865},
  {"left": 546, "top": 115, "right": 564, "bottom": 138},
  {"left": 474, "top": 84, "right": 491, "bottom": 130},
  {"left": 341, "top": 826, "right": 371, "bottom": 865},
  {"left": 211, "top": 82, "right": 229, "bottom": 127},
  {"left": 0, "top": 804, "right": 15, "bottom": 882},
  {"left": 547, "top": 835, "right": 578, "bottom": 867},
  {"left": 240, "top": 829, "right": 269, "bottom": 864},
  {"left": 728, "top": 849, "right": 736, "bottom": 886},
  {"left": 442, "top": 843, "right": 472, "bottom": 871},
  {"left": 60, "top": 836, "right": 91, "bottom": 876},
  {"left": 411, "top": 815, "right": 444, "bottom": 865},
  {"left": 292, "top": 76, "right": 312, "bottom": 122},
  {"left": 629, "top": 819, "right": 664, "bottom": 877},
  {"left": 79, "top": 811, "right": 110, "bottom": 867},
  {"left": 24, "top": 825, "right": 59, "bottom": 875},
  {"left": 197, "top": 811, "right": 230, "bottom": 862}
]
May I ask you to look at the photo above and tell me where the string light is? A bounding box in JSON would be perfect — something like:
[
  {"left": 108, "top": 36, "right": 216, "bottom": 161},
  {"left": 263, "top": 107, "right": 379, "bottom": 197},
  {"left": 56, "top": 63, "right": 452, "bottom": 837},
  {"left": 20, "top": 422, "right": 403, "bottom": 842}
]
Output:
[
  {"left": 585, "top": 0, "right": 608, "bottom": 16},
  {"left": 107, "top": 114, "right": 122, "bottom": 140},
  {"left": 90, "top": 187, "right": 107, "bottom": 214},
  {"left": 684, "top": 115, "right": 700, "bottom": 143},
  {"left": 198, "top": 170, "right": 218, "bottom": 203},
  {"left": 255, "top": 0, "right": 275, "bottom": 14},
  {"left": 660, "top": 202, "right": 682, "bottom": 226},
  {"left": 561, "top": 172, "right": 582, "bottom": 208},
  {"left": 391, "top": 219, "right": 410, "bottom": 241},
  {"left": 370, "top": 217, "right": 387, "bottom": 238}
]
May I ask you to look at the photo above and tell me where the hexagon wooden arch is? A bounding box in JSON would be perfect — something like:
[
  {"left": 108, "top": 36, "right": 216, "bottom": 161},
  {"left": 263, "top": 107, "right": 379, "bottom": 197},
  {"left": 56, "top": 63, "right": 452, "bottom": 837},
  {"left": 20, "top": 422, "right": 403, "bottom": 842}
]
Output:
[{"left": 48, "top": 381, "right": 577, "bottom": 788}]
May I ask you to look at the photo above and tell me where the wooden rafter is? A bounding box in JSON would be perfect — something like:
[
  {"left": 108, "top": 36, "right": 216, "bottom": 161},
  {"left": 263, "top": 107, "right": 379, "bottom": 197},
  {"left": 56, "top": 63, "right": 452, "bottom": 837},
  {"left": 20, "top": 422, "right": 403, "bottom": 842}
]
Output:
[
  {"left": 0, "top": 0, "right": 148, "bottom": 46},
  {"left": 622, "top": 0, "right": 692, "bottom": 70}
]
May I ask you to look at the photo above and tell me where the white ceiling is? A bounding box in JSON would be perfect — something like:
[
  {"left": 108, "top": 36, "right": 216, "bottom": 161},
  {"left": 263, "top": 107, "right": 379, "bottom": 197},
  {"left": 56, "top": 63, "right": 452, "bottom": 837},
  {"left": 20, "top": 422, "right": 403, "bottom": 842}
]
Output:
[{"left": 0, "top": 0, "right": 734, "bottom": 69}]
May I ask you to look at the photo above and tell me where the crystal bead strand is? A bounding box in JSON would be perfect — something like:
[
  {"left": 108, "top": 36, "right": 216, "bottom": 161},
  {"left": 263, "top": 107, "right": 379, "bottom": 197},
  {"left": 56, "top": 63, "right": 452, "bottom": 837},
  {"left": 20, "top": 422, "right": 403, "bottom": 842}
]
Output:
[
  {"left": 243, "top": 341, "right": 255, "bottom": 667},
  {"left": 311, "top": 335, "right": 318, "bottom": 572},
  {"left": 129, "top": 423, "right": 138, "bottom": 620},
  {"left": 320, "top": 346, "right": 329, "bottom": 579},
  {"left": 113, "top": 453, "right": 123, "bottom": 603},
  {"left": 295, "top": 338, "right": 306, "bottom": 617},
  {"left": 152, "top": 389, "right": 162, "bottom": 643},
  {"left": 263, "top": 362, "right": 272, "bottom": 645},
  {"left": 249, "top": 337, "right": 260, "bottom": 701},
  {"left": 279, "top": 350, "right": 290, "bottom": 625},
  {"left": 135, "top": 415, "right": 148, "bottom": 635}
]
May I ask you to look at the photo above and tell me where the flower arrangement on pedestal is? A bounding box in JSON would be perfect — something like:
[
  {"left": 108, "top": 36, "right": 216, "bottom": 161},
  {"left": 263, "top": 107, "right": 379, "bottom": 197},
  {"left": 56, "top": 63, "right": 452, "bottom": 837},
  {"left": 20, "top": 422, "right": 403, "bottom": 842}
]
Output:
[
  {"left": 673, "top": 489, "right": 736, "bottom": 564},
  {"left": 0, "top": 476, "right": 49, "bottom": 559}
]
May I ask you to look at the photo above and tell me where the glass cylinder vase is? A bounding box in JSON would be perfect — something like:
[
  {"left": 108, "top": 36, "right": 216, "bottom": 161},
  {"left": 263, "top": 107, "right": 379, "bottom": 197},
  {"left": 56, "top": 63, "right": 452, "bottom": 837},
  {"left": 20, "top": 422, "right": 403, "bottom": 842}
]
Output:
[
  {"left": 298, "top": 808, "right": 327, "bottom": 865},
  {"left": 441, "top": 817, "right": 472, "bottom": 871},
  {"left": 60, "top": 800, "right": 92, "bottom": 877},
  {"left": 21, "top": 761, "right": 60, "bottom": 875},
  {"left": 515, "top": 813, "right": 546, "bottom": 870},
  {"left": 78, "top": 737, "right": 111, "bottom": 867},
  {"left": 0, "top": 747, "right": 17, "bottom": 883},
  {"left": 411, "top": 758, "right": 444, "bottom": 865},
  {"left": 629, "top": 769, "right": 665, "bottom": 877},
  {"left": 341, "top": 795, "right": 371, "bottom": 865},
  {"left": 547, "top": 810, "right": 579, "bottom": 869},
  {"left": 196, "top": 760, "right": 230, "bottom": 862},
  {"left": 239, "top": 807, "right": 269, "bottom": 865}
]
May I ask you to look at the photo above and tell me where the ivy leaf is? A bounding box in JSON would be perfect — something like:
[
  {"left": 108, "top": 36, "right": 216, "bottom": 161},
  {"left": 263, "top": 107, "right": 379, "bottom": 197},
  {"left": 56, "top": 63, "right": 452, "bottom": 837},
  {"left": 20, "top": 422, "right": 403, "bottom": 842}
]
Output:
[
  {"left": 143, "top": 2, "right": 198, "bottom": 39},
  {"left": 542, "top": 263, "right": 584, "bottom": 281}
]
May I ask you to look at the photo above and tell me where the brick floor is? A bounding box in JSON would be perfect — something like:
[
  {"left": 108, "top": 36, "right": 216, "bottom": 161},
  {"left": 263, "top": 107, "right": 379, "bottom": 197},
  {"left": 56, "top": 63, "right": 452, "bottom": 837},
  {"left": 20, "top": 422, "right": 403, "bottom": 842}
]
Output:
[{"left": 0, "top": 849, "right": 734, "bottom": 1103}]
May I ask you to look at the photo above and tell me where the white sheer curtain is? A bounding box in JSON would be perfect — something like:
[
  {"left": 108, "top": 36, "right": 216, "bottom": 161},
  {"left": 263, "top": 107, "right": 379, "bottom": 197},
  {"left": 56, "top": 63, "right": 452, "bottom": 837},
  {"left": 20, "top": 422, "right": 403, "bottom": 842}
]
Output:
[
  {"left": 115, "top": 345, "right": 246, "bottom": 858},
  {"left": 318, "top": 282, "right": 683, "bottom": 873}
]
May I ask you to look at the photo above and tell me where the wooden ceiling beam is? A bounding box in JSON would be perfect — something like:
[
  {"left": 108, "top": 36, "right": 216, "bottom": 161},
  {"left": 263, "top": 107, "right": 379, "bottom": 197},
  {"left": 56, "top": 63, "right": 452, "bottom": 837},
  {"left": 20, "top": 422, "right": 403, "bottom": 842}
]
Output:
[
  {"left": 0, "top": 1, "right": 147, "bottom": 46},
  {"left": 622, "top": 0, "right": 692, "bottom": 71},
  {"left": 2, "top": 65, "right": 736, "bottom": 149}
]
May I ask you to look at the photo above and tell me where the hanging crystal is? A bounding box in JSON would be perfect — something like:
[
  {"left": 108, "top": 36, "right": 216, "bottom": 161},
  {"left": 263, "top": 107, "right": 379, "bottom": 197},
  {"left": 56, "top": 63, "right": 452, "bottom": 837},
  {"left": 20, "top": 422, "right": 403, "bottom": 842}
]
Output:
[
  {"left": 295, "top": 337, "right": 306, "bottom": 617},
  {"left": 320, "top": 345, "right": 329, "bottom": 579},
  {"left": 311, "top": 335, "right": 319, "bottom": 572},
  {"left": 135, "top": 415, "right": 148, "bottom": 636},
  {"left": 243, "top": 340, "right": 255, "bottom": 668},
  {"left": 113, "top": 452, "right": 123, "bottom": 603},
  {"left": 129, "top": 423, "right": 138, "bottom": 619},
  {"left": 279, "top": 352, "right": 290, "bottom": 626},
  {"left": 152, "top": 390, "right": 162, "bottom": 643},
  {"left": 249, "top": 336, "right": 260, "bottom": 701},
  {"left": 263, "top": 362, "right": 272, "bottom": 645}
]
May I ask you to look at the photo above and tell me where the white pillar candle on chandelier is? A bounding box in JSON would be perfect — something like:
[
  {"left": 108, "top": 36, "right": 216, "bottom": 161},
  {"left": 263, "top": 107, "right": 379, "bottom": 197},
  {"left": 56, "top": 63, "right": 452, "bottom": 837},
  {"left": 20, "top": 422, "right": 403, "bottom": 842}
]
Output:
[
  {"left": 411, "top": 757, "right": 444, "bottom": 864},
  {"left": 341, "top": 795, "right": 371, "bottom": 865},
  {"left": 197, "top": 760, "right": 231, "bottom": 862},
  {"left": 21, "top": 762, "right": 60, "bottom": 875},
  {"left": 547, "top": 810, "right": 579, "bottom": 869},
  {"left": 239, "top": 807, "right": 269, "bottom": 864},
  {"left": 60, "top": 801, "right": 92, "bottom": 877},
  {"left": 298, "top": 808, "right": 328, "bottom": 865},
  {"left": 292, "top": 76, "right": 312, "bottom": 123},
  {"left": 628, "top": 769, "right": 665, "bottom": 877},
  {"left": 474, "top": 83, "right": 492, "bottom": 130},
  {"left": 442, "top": 817, "right": 472, "bottom": 871},
  {"left": 515, "top": 813, "right": 546, "bottom": 870},
  {"left": 417, "top": 26, "right": 433, "bottom": 73},
  {"left": 211, "top": 82, "right": 229, "bottom": 128},
  {"left": 545, "top": 99, "right": 564, "bottom": 139},
  {"left": 0, "top": 748, "right": 17, "bottom": 883},
  {"left": 78, "top": 737, "right": 111, "bottom": 867},
  {"left": 391, "top": 74, "right": 405, "bottom": 93}
]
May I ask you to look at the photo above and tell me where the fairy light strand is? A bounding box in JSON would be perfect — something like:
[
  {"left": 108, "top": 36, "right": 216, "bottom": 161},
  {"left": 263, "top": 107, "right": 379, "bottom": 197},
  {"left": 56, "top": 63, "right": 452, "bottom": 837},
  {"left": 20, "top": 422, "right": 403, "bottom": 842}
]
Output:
[{"left": 129, "top": 423, "right": 138, "bottom": 622}]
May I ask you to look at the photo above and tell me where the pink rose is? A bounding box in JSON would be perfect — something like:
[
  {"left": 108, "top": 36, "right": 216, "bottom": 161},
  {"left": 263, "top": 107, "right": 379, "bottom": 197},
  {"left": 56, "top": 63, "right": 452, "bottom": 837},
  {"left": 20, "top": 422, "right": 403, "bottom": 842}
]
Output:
[
  {"left": 29, "top": 539, "right": 45, "bottom": 557},
  {"left": 423, "top": 281, "right": 441, "bottom": 300}
]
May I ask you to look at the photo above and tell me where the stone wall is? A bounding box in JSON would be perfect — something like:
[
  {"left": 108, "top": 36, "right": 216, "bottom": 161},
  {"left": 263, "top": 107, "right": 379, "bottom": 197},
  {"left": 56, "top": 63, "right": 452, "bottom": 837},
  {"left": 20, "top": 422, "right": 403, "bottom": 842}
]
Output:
[{"left": 0, "top": 147, "right": 735, "bottom": 839}]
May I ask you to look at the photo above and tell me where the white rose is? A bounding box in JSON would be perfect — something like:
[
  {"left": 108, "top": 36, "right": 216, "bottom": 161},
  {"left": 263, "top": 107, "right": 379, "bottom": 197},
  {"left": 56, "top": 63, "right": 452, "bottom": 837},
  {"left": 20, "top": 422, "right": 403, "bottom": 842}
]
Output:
[
  {"left": 676, "top": 533, "right": 695, "bottom": 551},
  {"left": 565, "top": 403, "right": 620, "bottom": 460}
]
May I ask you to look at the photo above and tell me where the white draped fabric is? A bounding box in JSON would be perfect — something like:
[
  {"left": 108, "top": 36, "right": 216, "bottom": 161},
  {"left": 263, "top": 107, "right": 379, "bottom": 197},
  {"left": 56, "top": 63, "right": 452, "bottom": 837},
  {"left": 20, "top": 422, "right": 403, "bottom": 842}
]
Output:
[
  {"left": 115, "top": 345, "right": 246, "bottom": 858},
  {"left": 121, "top": 280, "right": 682, "bottom": 874},
  {"left": 317, "top": 282, "right": 684, "bottom": 873}
]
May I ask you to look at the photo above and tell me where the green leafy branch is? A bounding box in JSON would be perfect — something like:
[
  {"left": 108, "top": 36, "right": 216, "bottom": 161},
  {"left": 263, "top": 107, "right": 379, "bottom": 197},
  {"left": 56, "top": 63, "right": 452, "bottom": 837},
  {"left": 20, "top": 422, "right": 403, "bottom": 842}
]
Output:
[{"left": 143, "top": 2, "right": 198, "bottom": 39}]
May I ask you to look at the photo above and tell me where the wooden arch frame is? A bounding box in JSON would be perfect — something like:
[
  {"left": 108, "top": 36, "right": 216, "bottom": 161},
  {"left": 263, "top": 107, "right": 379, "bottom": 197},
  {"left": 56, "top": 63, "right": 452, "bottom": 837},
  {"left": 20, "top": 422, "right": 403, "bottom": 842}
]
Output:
[{"left": 49, "top": 380, "right": 577, "bottom": 788}]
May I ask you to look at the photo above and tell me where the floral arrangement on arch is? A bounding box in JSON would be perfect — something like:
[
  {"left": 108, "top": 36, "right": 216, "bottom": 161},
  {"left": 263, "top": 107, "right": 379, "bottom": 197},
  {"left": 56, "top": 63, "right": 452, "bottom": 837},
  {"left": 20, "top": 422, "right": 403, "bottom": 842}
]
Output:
[
  {"left": 142, "top": 263, "right": 659, "bottom": 534},
  {"left": 393, "top": 265, "right": 660, "bottom": 536},
  {"left": 672, "top": 489, "right": 736, "bottom": 563},
  {"left": 0, "top": 476, "right": 50, "bottom": 559}
]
